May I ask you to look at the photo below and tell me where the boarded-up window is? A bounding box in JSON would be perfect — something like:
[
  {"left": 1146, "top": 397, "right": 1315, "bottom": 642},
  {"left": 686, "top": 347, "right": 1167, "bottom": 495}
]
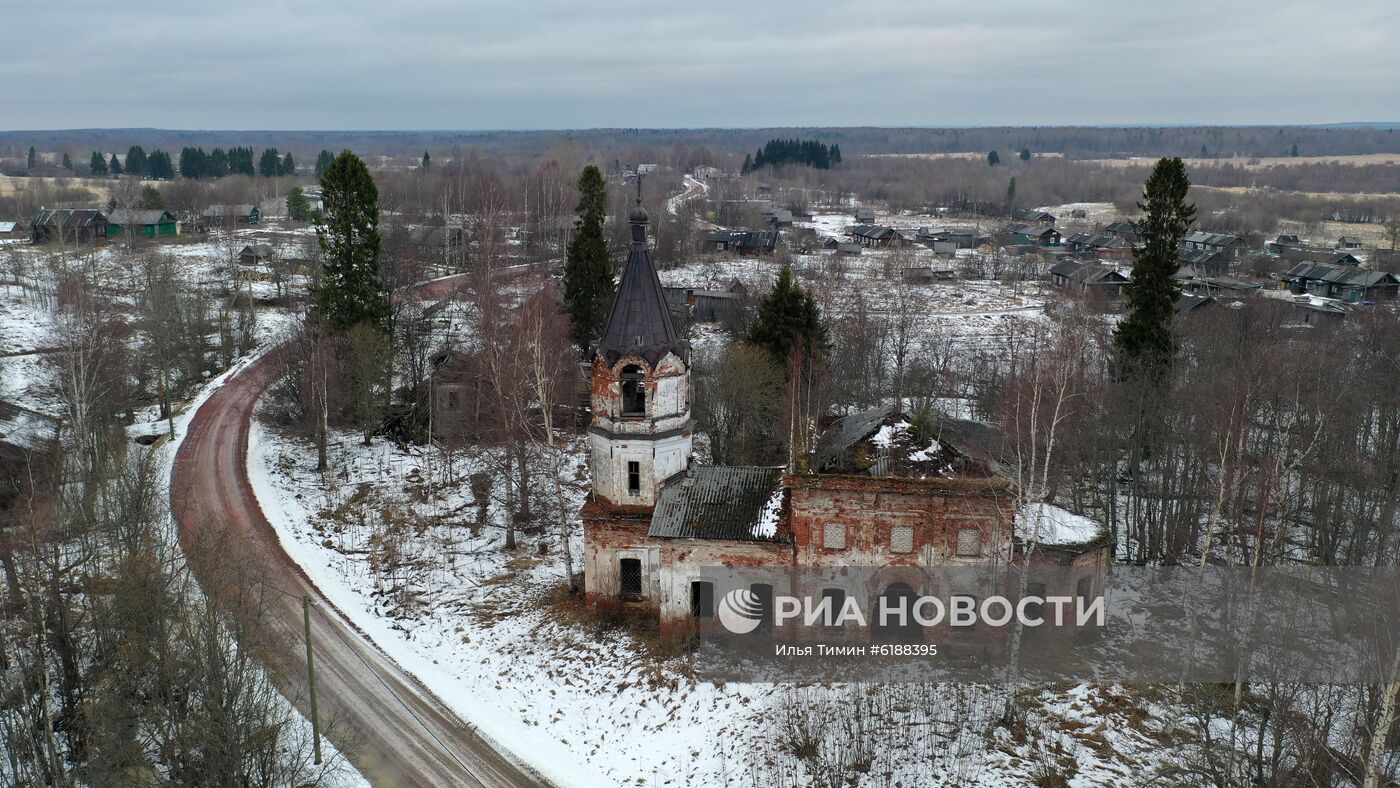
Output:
[
  {"left": 823, "top": 523, "right": 846, "bottom": 550},
  {"left": 890, "top": 526, "right": 914, "bottom": 554},
  {"left": 619, "top": 558, "right": 642, "bottom": 596},
  {"left": 956, "top": 528, "right": 982, "bottom": 557},
  {"left": 691, "top": 581, "right": 714, "bottom": 618}
]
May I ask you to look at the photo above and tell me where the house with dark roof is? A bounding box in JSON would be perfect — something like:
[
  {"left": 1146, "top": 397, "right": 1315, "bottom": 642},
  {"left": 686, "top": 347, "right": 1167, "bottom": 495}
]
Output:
[
  {"left": 1103, "top": 220, "right": 1138, "bottom": 243},
  {"left": 108, "top": 209, "right": 178, "bottom": 238},
  {"left": 851, "top": 224, "right": 907, "bottom": 248},
  {"left": 1008, "top": 224, "right": 1062, "bottom": 247},
  {"left": 1281, "top": 262, "right": 1399, "bottom": 302},
  {"left": 696, "top": 229, "right": 778, "bottom": 255},
  {"left": 1268, "top": 233, "right": 1302, "bottom": 253},
  {"left": 663, "top": 279, "right": 747, "bottom": 323},
  {"left": 1065, "top": 232, "right": 1134, "bottom": 261},
  {"left": 1174, "top": 267, "right": 1262, "bottom": 298},
  {"left": 30, "top": 208, "right": 108, "bottom": 244},
  {"left": 1181, "top": 230, "right": 1246, "bottom": 262},
  {"left": 1337, "top": 236, "right": 1363, "bottom": 249},
  {"left": 580, "top": 198, "right": 1108, "bottom": 637},
  {"left": 1013, "top": 209, "right": 1057, "bottom": 226},
  {"left": 917, "top": 228, "right": 988, "bottom": 250},
  {"left": 1049, "top": 260, "right": 1130, "bottom": 299},
  {"left": 200, "top": 204, "right": 260, "bottom": 230},
  {"left": 238, "top": 244, "right": 275, "bottom": 265}
]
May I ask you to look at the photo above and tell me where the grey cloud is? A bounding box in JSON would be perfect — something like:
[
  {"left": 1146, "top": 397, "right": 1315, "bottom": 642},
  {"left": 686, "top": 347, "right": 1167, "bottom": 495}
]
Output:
[{"left": 4, "top": 0, "right": 1397, "bottom": 129}]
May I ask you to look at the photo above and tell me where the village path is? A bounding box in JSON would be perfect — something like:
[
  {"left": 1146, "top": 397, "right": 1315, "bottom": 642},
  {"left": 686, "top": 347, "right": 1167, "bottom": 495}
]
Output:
[
  {"left": 170, "top": 273, "right": 546, "bottom": 788},
  {"left": 665, "top": 174, "right": 708, "bottom": 215}
]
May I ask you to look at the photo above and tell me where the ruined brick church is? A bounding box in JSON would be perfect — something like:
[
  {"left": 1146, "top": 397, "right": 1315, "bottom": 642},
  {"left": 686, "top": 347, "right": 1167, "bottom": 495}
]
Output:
[{"left": 581, "top": 200, "right": 1109, "bottom": 636}]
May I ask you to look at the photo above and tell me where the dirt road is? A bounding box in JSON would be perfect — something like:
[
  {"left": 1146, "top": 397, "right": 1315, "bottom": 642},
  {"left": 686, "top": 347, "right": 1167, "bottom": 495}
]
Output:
[{"left": 170, "top": 274, "right": 544, "bottom": 787}]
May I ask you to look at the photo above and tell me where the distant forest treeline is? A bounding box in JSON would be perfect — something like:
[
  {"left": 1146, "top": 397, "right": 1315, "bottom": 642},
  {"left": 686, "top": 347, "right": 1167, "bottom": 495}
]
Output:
[{"left": 6, "top": 126, "right": 1400, "bottom": 161}]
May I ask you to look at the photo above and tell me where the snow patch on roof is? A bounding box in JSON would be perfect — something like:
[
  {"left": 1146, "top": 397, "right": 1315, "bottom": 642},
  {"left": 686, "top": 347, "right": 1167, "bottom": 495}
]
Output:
[
  {"left": 750, "top": 486, "right": 785, "bottom": 539},
  {"left": 870, "top": 420, "right": 909, "bottom": 447},
  {"left": 908, "top": 438, "right": 942, "bottom": 461}
]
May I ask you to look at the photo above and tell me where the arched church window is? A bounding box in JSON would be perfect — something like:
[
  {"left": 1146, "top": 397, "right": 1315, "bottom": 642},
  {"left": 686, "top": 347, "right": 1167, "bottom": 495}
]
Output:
[{"left": 621, "top": 365, "right": 646, "bottom": 416}]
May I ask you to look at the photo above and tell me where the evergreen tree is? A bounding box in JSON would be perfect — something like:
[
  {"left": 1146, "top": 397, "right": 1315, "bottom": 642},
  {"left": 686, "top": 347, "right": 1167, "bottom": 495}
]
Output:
[
  {"left": 90, "top": 151, "right": 108, "bottom": 176},
  {"left": 259, "top": 148, "right": 281, "bottom": 177},
  {"left": 208, "top": 148, "right": 229, "bottom": 178},
  {"left": 315, "top": 151, "right": 388, "bottom": 332},
  {"left": 562, "top": 165, "right": 614, "bottom": 351},
  {"left": 830, "top": 144, "right": 842, "bottom": 164},
  {"left": 227, "top": 147, "right": 256, "bottom": 176},
  {"left": 741, "top": 153, "right": 753, "bottom": 174},
  {"left": 314, "top": 149, "right": 334, "bottom": 178},
  {"left": 125, "top": 145, "right": 146, "bottom": 177},
  {"left": 747, "top": 266, "right": 828, "bottom": 365},
  {"left": 1020, "top": 147, "right": 1031, "bottom": 161},
  {"left": 62, "top": 152, "right": 73, "bottom": 170},
  {"left": 109, "top": 154, "right": 122, "bottom": 176},
  {"left": 1290, "top": 143, "right": 1299, "bottom": 157},
  {"left": 286, "top": 186, "right": 313, "bottom": 222},
  {"left": 279, "top": 152, "right": 295, "bottom": 176},
  {"left": 140, "top": 185, "right": 164, "bottom": 209},
  {"left": 1200, "top": 144, "right": 1209, "bottom": 158},
  {"left": 1006, "top": 177, "right": 1016, "bottom": 214},
  {"left": 147, "top": 150, "right": 175, "bottom": 180},
  {"left": 987, "top": 150, "right": 1000, "bottom": 166},
  {"left": 421, "top": 151, "right": 431, "bottom": 170},
  {"left": 1114, "top": 157, "right": 1196, "bottom": 379},
  {"left": 179, "top": 147, "right": 208, "bottom": 179},
  {"left": 26, "top": 146, "right": 36, "bottom": 170}
]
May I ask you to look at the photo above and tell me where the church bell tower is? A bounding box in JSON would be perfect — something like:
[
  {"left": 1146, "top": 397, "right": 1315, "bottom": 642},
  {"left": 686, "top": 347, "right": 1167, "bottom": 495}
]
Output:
[{"left": 587, "top": 197, "right": 692, "bottom": 507}]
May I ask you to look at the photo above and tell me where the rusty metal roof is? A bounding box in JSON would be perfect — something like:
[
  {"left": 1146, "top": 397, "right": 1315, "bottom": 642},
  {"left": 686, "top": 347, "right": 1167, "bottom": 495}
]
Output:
[{"left": 648, "top": 466, "right": 786, "bottom": 541}]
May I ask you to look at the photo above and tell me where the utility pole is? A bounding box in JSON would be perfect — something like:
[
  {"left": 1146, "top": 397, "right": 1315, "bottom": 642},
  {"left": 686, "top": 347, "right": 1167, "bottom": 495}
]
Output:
[{"left": 303, "top": 595, "right": 322, "bottom": 765}]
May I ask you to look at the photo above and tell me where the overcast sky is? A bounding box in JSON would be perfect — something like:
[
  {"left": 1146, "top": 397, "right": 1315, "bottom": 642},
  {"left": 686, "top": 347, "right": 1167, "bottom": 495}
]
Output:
[{"left": 7, "top": 0, "right": 1395, "bottom": 130}]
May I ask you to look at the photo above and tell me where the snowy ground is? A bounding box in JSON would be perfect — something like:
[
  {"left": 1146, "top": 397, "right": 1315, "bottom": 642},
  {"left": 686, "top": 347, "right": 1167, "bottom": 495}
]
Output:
[{"left": 247, "top": 414, "right": 1205, "bottom": 785}]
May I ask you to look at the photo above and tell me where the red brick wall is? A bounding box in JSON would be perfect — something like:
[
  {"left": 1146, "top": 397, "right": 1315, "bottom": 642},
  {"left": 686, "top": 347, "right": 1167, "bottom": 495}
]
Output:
[{"left": 788, "top": 474, "right": 1015, "bottom": 567}]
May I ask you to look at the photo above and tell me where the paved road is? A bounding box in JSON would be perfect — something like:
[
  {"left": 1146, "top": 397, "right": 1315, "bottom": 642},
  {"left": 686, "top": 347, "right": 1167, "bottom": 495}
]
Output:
[{"left": 171, "top": 274, "right": 544, "bottom": 787}]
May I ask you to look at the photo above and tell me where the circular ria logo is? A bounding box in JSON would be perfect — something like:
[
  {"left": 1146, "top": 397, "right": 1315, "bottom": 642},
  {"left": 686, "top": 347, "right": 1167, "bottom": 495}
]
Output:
[{"left": 718, "top": 588, "right": 765, "bottom": 634}]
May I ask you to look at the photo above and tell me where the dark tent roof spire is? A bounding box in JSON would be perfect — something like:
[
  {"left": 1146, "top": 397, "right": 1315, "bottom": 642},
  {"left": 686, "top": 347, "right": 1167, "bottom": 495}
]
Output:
[{"left": 594, "top": 178, "right": 686, "bottom": 366}]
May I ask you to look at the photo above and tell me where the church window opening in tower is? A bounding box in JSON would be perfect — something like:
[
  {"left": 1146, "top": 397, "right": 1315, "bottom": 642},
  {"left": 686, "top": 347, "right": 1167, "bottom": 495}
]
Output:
[
  {"left": 621, "top": 365, "right": 646, "bottom": 416},
  {"left": 627, "top": 461, "right": 641, "bottom": 496},
  {"left": 619, "top": 558, "right": 642, "bottom": 596}
]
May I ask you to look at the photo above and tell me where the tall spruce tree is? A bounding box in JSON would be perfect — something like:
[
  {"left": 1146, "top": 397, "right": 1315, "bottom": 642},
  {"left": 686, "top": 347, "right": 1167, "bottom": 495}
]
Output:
[
  {"left": 125, "top": 145, "right": 146, "bottom": 177},
  {"left": 62, "top": 152, "right": 73, "bottom": 170},
  {"left": 315, "top": 151, "right": 389, "bottom": 332},
  {"left": 987, "top": 150, "right": 1000, "bottom": 166},
  {"left": 421, "top": 151, "right": 431, "bottom": 170},
  {"left": 89, "top": 151, "right": 108, "bottom": 176},
  {"left": 108, "top": 154, "right": 122, "bottom": 176},
  {"left": 258, "top": 148, "right": 281, "bottom": 177},
  {"left": 27, "top": 146, "right": 36, "bottom": 170},
  {"left": 314, "top": 149, "right": 334, "bottom": 178},
  {"left": 1114, "top": 157, "right": 1196, "bottom": 379},
  {"left": 747, "top": 265, "right": 827, "bottom": 365},
  {"left": 562, "top": 165, "right": 615, "bottom": 351}
]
